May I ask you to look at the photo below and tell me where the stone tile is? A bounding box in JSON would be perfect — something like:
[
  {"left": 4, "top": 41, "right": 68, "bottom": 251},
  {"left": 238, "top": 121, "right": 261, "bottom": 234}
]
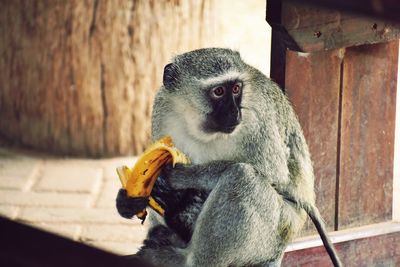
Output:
[
  {"left": 36, "top": 160, "right": 102, "bottom": 193},
  {"left": 0, "top": 155, "right": 40, "bottom": 190},
  {"left": 0, "top": 190, "right": 90, "bottom": 207},
  {"left": 80, "top": 224, "right": 147, "bottom": 242},
  {"left": 18, "top": 207, "right": 145, "bottom": 225},
  {"left": 0, "top": 205, "right": 19, "bottom": 219},
  {"left": 0, "top": 176, "right": 31, "bottom": 191},
  {"left": 28, "top": 222, "right": 80, "bottom": 240},
  {"left": 85, "top": 240, "right": 141, "bottom": 256}
]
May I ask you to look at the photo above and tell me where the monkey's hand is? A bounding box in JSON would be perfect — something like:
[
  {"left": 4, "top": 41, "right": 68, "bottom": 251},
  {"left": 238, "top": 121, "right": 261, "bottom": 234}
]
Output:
[
  {"left": 116, "top": 176, "right": 187, "bottom": 219},
  {"left": 163, "top": 161, "right": 234, "bottom": 191},
  {"left": 116, "top": 189, "right": 149, "bottom": 219}
]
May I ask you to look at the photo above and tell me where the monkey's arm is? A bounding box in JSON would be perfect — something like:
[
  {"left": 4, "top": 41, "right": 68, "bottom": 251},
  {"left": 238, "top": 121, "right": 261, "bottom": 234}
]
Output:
[
  {"left": 163, "top": 160, "right": 235, "bottom": 192},
  {"left": 144, "top": 163, "right": 292, "bottom": 267}
]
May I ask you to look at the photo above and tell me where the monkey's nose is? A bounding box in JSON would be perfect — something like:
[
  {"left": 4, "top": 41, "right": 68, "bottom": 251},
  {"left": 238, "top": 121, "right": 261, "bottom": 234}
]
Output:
[{"left": 231, "top": 108, "right": 241, "bottom": 121}]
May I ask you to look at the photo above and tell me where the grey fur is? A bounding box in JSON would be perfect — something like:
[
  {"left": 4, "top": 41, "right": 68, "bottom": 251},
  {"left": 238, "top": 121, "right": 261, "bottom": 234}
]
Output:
[{"left": 140, "top": 48, "right": 337, "bottom": 267}]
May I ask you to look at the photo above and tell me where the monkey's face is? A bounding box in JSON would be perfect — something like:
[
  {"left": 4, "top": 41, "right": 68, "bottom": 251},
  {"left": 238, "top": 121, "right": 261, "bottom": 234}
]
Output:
[
  {"left": 202, "top": 79, "right": 243, "bottom": 134},
  {"left": 164, "top": 72, "right": 245, "bottom": 142},
  {"left": 161, "top": 48, "right": 248, "bottom": 143}
]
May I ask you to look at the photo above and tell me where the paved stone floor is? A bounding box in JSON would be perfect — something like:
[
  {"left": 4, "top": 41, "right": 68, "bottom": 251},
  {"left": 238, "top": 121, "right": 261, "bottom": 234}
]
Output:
[{"left": 0, "top": 145, "right": 148, "bottom": 255}]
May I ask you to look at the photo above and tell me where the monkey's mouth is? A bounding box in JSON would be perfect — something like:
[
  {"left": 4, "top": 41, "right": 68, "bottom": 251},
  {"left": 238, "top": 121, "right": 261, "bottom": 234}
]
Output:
[
  {"left": 203, "top": 120, "right": 240, "bottom": 134},
  {"left": 219, "top": 124, "right": 239, "bottom": 133},
  {"left": 203, "top": 111, "right": 242, "bottom": 134}
]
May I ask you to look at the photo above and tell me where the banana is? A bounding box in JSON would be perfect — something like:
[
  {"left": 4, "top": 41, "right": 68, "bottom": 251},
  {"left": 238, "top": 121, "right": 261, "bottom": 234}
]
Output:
[{"left": 116, "top": 136, "right": 190, "bottom": 221}]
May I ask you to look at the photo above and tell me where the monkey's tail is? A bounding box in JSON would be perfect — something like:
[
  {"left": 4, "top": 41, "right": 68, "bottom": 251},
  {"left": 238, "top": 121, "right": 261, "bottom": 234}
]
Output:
[{"left": 307, "top": 206, "right": 343, "bottom": 267}]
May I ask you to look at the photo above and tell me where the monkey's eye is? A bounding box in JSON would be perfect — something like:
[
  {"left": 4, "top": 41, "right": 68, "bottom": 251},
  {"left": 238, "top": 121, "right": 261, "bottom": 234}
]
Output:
[
  {"left": 232, "top": 83, "right": 241, "bottom": 96},
  {"left": 211, "top": 86, "right": 225, "bottom": 99}
]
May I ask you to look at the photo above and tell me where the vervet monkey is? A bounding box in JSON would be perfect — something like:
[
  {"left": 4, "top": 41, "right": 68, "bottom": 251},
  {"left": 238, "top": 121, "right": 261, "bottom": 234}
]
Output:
[{"left": 117, "top": 48, "right": 342, "bottom": 267}]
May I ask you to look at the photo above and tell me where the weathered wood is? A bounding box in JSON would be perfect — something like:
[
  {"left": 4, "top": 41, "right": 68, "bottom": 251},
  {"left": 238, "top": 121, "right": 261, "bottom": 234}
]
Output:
[
  {"left": 269, "top": 26, "right": 292, "bottom": 88},
  {"left": 267, "top": 0, "right": 285, "bottom": 87},
  {"left": 267, "top": 0, "right": 400, "bottom": 53},
  {"left": 285, "top": 49, "right": 342, "bottom": 234},
  {"left": 267, "top": 0, "right": 300, "bottom": 87},
  {"left": 297, "top": 0, "right": 400, "bottom": 23},
  {"left": 338, "top": 41, "right": 398, "bottom": 228},
  {"left": 269, "top": 1, "right": 400, "bottom": 263},
  {"left": 0, "top": 0, "right": 217, "bottom": 157},
  {"left": 283, "top": 226, "right": 400, "bottom": 266}
]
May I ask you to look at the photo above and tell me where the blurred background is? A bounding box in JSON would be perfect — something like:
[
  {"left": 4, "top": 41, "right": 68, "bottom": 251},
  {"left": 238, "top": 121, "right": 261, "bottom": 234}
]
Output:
[
  {"left": 0, "top": 0, "right": 270, "bottom": 255},
  {"left": 0, "top": 0, "right": 270, "bottom": 157}
]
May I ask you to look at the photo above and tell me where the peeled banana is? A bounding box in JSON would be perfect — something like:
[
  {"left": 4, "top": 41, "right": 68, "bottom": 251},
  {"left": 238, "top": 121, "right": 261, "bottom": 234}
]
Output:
[{"left": 116, "top": 136, "right": 190, "bottom": 221}]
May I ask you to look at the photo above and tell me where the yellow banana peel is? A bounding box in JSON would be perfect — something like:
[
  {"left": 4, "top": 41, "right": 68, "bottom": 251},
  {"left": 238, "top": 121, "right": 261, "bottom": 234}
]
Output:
[{"left": 116, "top": 136, "right": 190, "bottom": 221}]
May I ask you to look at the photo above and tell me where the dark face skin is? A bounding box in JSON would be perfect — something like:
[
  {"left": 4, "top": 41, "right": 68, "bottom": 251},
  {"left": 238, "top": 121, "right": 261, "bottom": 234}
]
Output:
[{"left": 203, "top": 80, "right": 243, "bottom": 133}]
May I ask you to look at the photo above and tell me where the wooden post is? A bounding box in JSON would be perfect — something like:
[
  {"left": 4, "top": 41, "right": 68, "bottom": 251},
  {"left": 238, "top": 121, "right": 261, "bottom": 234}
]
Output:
[{"left": 0, "top": 0, "right": 218, "bottom": 157}]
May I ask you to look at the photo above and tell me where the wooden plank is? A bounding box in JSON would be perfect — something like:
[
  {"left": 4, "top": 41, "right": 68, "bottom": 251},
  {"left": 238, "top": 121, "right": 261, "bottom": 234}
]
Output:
[
  {"left": 268, "top": 0, "right": 289, "bottom": 88},
  {"left": 270, "top": 27, "right": 288, "bottom": 88},
  {"left": 267, "top": 0, "right": 305, "bottom": 88},
  {"left": 296, "top": 0, "right": 400, "bottom": 23},
  {"left": 286, "top": 221, "right": 400, "bottom": 252},
  {"left": 285, "top": 49, "right": 342, "bottom": 233},
  {"left": 269, "top": 0, "right": 400, "bottom": 52},
  {"left": 338, "top": 41, "right": 398, "bottom": 228},
  {"left": 283, "top": 224, "right": 400, "bottom": 266}
]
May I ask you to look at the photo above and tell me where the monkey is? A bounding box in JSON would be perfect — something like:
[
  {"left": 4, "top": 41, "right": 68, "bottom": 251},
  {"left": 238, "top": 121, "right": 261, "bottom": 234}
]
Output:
[{"left": 116, "top": 48, "right": 342, "bottom": 267}]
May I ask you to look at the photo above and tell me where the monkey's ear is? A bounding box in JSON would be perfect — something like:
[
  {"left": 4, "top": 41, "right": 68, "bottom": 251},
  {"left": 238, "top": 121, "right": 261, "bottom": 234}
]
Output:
[{"left": 163, "top": 63, "right": 178, "bottom": 89}]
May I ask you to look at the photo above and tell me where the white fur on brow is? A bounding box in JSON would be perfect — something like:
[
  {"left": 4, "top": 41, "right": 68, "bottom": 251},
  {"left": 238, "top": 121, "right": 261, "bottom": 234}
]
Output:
[{"left": 199, "top": 71, "right": 242, "bottom": 86}]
